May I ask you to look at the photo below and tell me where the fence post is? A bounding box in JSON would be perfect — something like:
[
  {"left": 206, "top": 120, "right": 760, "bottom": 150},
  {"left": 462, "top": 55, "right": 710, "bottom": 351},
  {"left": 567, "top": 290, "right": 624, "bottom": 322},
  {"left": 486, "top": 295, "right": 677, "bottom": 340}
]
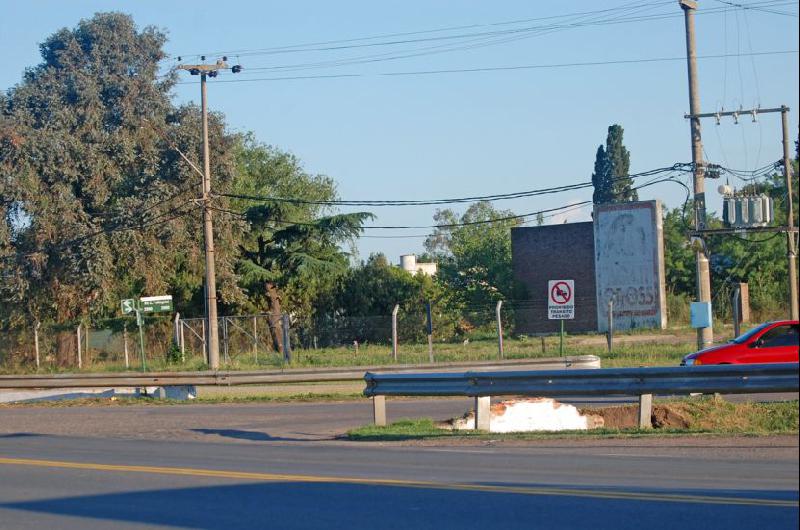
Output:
[
  {"left": 373, "top": 395, "right": 386, "bottom": 426},
  {"left": 201, "top": 319, "right": 207, "bottom": 364},
  {"left": 179, "top": 321, "right": 185, "bottom": 363},
  {"left": 123, "top": 324, "right": 130, "bottom": 369},
  {"left": 76, "top": 325, "right": 82, "bottom": 369},
  {"left": 252, "top": 315, "right": 258, "bottom": 363},
  {"left": 731, "top": 286, "right": 741, "bottom": 338},
  {"left": 84, "top": 323, "right": 90, "bottom": 365},
  {"left": 606, "top": 300, "right": 614, "bottom": 353},
  {"left": 391, "top": 304, "right": 399, "bottom": 361},
  {"left": 541, "top": 336, "right": 546, "bottom": 353},
  {"left": 426, "top": 301, "right": 434, "bottom": 363},
  {"left": 173, "top": 312, "right": 180, "bottom": 346},
  {"left": 222, "top": 317, "right": 230, "bottom": 364},
  {"left": 34, "top": 321, "right": 41, "bottom": 369},
  {"left": 638, "top": 394, "right": 653, "bottom": 429},
  {"left": 281, "top": 313, "right": 292, "bottom": 363},
  {"left": 496, "top": 300, "right": 504, "bottom": 359},
  {"left": 475, "top": 396, "right": 491, "bottom": 431}
]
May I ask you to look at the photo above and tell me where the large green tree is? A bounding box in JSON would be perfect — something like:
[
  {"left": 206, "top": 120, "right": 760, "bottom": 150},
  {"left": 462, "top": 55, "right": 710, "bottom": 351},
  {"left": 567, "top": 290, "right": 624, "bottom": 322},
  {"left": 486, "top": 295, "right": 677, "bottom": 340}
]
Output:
[
  {"left": 424, "top": 201, "right": 523, "bottom": 310},
  {"left": 0, "top": 13, "right": 242, "bottom": 324},
  {"left": 591, "top": 124, "right": 637, "bottom": 204}
]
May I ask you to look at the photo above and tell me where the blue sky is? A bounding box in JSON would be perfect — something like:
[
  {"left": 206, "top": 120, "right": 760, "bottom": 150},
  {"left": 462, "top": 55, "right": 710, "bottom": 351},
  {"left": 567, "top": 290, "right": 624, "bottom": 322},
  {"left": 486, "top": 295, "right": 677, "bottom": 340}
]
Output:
[{"left": 2, "top": 1, "right": 798, "bottom": 263}]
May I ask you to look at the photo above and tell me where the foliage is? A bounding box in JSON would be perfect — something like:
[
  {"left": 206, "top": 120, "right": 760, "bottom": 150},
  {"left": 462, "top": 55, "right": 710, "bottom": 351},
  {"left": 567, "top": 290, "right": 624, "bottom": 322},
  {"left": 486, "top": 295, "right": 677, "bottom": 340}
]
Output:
[
  {"left": 0, "top": 13, "right": 242, "bottom": 324},
  {"left": 591, "top": 124, "right": 637, "bottom": 204},
  {"left": 424, "top": 201, "right": 524, "bottom": 312}
]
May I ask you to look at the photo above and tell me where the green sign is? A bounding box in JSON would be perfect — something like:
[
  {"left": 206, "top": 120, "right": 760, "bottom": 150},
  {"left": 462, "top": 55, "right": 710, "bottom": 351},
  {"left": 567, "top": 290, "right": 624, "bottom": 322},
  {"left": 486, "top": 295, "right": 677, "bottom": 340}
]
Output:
[
  {"left": 121, "top": 299, "right": 136, "bottom": 315},
  {"left": 140, "top": 295, "right": 173, "bottom": 313}
]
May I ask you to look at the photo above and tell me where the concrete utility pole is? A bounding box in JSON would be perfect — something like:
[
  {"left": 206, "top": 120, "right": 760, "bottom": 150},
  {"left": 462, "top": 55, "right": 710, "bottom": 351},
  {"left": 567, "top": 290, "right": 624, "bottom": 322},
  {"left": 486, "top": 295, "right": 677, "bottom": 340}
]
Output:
[
  {"left": 680, "top": 0, "right": 714, "bottom": 349},
  {"left": 781, "top": 106, "right": 799, "bottom": 319},
  {"left": 686, "top": 105, "right": 799, "bottom": 321},
  {"left": 176, "top": 58, "right": 239, "bottom": 369}
]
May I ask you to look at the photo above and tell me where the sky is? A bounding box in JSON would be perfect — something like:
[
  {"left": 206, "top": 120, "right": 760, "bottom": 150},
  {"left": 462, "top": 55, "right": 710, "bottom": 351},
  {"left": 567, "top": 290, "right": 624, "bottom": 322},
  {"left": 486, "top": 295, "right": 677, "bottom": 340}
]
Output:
[{"left": 2, "top": 1, "right": 798, "bottom": 264}]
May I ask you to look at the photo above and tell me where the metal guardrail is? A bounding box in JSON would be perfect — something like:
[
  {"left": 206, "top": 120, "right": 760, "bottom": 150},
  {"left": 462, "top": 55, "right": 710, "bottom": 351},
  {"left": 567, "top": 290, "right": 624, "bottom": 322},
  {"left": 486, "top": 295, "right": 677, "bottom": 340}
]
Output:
[
  {"left": 0, "top": 356, "right": 601, "bottom": 390},
  {"left": 363, "top": 363, "right": 800, "bottom": 430}
]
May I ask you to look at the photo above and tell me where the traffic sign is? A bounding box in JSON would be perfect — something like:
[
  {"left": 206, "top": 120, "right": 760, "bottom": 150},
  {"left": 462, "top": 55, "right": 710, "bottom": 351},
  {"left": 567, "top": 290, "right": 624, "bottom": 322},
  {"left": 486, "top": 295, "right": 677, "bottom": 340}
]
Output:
[
  {"left": 121, "top": 299, "right": 136, "bottom": 315},
  {"left": 548, "top": 280, "right": 575, "bottom": 320},
  {"left": 140, "top": 295, "right": 173, "bottom": 313}
]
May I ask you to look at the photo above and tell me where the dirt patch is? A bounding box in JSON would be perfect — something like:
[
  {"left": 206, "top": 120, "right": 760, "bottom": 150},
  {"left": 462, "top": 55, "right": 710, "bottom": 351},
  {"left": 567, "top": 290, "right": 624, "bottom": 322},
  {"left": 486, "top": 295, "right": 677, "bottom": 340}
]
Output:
[{"left": 584, "top": 404, "right": 691, "bottom": 430}]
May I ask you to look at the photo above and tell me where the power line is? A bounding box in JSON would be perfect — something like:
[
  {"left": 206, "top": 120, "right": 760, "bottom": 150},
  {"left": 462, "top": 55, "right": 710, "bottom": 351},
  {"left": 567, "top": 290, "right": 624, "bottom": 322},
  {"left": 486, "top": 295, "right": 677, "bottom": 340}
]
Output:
[
  {"left": 219, "top": 165, "right": 691, "bottom": 207},
  {"left": 181, "top": 50, "right": 797, "bottom": 84}
]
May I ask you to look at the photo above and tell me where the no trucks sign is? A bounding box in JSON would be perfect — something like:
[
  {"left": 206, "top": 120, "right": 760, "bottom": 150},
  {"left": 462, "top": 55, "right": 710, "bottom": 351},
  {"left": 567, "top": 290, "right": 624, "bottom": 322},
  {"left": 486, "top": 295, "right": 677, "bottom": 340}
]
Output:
[{"left": 548, "top": 280, "right": 575, "bottom": 320}]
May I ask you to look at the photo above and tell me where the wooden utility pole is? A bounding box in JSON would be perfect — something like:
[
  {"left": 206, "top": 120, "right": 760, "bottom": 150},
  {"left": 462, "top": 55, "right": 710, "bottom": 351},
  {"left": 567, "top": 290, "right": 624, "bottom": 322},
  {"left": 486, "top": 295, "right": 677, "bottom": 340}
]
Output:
[
  {"left": 176, "top": 58, "right": 237, "bottom": 369},
  {"left": 680, "top": 0, "right": 714, "bottom": 349}
]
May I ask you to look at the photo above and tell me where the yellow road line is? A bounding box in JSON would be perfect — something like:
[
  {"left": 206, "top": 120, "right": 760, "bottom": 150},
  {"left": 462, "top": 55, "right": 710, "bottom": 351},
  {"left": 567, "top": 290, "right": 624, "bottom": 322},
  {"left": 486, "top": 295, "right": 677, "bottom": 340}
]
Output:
[{"left": 0, "top": 457, "right": 796, "bottom": 508}]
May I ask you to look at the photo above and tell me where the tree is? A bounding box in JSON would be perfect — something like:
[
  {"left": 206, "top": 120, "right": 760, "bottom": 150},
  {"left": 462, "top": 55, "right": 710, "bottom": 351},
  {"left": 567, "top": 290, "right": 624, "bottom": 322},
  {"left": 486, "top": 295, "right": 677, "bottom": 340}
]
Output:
[
  {"left": 591, "top": 145, "right": 613, "bottom": 204},
  {"left": 424, "top": 201, "right": 523, "bottom": 310},
  {"left": 0, "top": 13, "right": 242, "bottom": 324},
  {"left": 236, "top": 193, "right": 372, "bottom": 351},
  {"left": 591, "top": 124, "right": 637, "bottom": 204}
]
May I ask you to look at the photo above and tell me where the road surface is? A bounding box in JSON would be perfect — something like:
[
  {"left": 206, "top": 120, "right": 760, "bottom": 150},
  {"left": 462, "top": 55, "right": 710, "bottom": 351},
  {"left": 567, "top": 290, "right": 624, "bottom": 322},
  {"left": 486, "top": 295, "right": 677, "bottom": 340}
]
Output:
[{"left": 0, "top": 399, "right": 797, "bottom": 529}]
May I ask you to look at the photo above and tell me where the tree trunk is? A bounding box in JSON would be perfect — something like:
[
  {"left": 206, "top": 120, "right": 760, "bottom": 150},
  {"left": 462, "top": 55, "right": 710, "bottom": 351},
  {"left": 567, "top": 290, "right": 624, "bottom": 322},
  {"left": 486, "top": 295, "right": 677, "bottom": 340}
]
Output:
[{"left": 265, "top": 282, "right": 283, "bottom": 353}]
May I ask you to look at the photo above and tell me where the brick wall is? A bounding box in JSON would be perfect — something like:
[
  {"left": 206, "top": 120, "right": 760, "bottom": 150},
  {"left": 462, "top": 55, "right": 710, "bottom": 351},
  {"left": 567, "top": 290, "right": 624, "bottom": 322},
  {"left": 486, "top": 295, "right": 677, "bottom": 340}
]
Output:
[{"left": 511, "top": 223, "right": 598, "bottom": 334}]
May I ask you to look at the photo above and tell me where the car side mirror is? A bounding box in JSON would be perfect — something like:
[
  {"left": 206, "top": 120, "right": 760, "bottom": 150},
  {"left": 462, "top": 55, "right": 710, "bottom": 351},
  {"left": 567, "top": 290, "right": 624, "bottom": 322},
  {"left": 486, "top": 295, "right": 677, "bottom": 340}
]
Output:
[{"left": 749, "top": 339, "right": 763, "bottom": 349}]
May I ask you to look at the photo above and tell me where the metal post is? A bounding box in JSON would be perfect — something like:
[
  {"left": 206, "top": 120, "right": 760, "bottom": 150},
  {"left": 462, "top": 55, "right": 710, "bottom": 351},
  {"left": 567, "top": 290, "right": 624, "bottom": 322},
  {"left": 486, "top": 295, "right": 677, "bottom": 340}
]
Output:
[
  {"left": 781, "top": 106, "right": 798, "bottom": 320},
  {"left": 391, "top": 304, "right": 399, "bottom": 361},
  {"left": 373, "top": 395, "right": 386, "bottom": 426},
  {"left": 281, "top": 313, "right": 292, "bottom": 363},
  {"left": 638, "top": 394, "right": 653, "bottom": 429},
  {"left": 201, "top": 319, "right": 207, "bottom": 364},
  {"left": 222, "top": 317, "right": 229, "bottom": 364},
  {"left": 34, "top": 321, "right": 41, "bottom": 369},
  {"left": 559, "top": 320, "right": 564, "bottom": 355},
  {"left": 84, "top": 323, "right": 89, "bottom": 364},
  {"left": 179, "top": 322, "right": 185, "bottom": 363},
  {"left": 426, "top": 301, "right": 434, "bottom": 363},
  {"left": 474, "top": 396, "right": 491, "bottom": 431},
  {"left": 732, "top": 286, "right": 741, "bottom": 338},
  {"left": 680, "top": 0, "right": 714, "bottom": 349},
  {"left": 496, "top": 300, "right": 504, "bottom": 359},
  {"left": 173, "top": 312, "right": 180, "bottom": 347},
  {"left": 541, "top": 336, "right": 546, "bottom": 354},
  {"left": 253, "top": 315, "right": 258, "bottom": 363},
  {"left": 606, "top": 300, "right": 614, "bottom": 353},
  {"left": 76, "top": 325, "right": 82, "bottom": 369},
  {"left": 123, "top": 324, "right": 129, "bottom": 369},
  {"left": 137, "top": 310, "right": 147, "bottom": 372}
]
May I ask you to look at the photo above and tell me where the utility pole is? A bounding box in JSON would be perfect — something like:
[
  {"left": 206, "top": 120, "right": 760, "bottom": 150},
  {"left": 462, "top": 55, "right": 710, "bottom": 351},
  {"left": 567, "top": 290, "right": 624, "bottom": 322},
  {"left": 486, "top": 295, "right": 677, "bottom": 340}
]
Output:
[
  {"left": 680, "top": 0, "right": 713, "bottom": 349},
  {"left": 781, "top": 106, "right": 799, "bottom": 319},
  {"left": 686, "top": 105, "right": 799, "bottom": 321},
  {"left": 176, "top": 57, "right": 241, "bottom": 369}
]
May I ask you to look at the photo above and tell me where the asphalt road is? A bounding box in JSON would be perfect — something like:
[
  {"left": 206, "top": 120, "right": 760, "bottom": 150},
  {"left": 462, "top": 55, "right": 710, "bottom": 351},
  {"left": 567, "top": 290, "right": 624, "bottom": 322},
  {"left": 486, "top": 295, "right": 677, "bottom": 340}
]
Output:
[{"left": 0, "top": 400, "right": 797, "bottom": 529}]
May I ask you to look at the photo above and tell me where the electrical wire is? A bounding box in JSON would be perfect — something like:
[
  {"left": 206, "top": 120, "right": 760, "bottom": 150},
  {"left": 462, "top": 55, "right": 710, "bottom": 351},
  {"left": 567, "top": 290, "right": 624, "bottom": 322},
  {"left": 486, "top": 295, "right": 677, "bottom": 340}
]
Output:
[{"left": 218, "top": 165, "right": 691, "bottom": 207}]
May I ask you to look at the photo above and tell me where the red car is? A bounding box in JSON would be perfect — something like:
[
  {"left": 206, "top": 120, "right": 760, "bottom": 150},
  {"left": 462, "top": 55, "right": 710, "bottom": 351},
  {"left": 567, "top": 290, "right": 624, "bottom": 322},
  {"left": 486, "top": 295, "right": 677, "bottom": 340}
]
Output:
[{"left": 681, "top": 320, "right": 799, "bottom": 365}]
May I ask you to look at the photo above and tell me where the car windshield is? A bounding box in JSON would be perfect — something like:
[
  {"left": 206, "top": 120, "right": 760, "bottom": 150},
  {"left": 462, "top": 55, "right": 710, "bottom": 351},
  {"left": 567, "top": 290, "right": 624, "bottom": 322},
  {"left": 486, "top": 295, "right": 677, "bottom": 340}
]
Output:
[{"left": 730, "top": 322, "right": 773, "bottom": 344}]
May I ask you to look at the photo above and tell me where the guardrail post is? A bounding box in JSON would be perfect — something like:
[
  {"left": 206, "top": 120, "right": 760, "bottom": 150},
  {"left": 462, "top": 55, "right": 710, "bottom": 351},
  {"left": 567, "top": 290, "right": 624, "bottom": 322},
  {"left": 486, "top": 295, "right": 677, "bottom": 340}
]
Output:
[
  {"left": 474, "top": 396, "right": 491, "bottom": 431},
  {"left": 496, "top": 301, "right": 504, "bottom": 359},
  {"left": 391, "top": 304, "right": 399, "bottom": 361},
  {"left": 373, "top": 395, "right": 386, "bottom": 426},
  {"left": 638, "top": 394, "right": 653, "bottom": 429}
]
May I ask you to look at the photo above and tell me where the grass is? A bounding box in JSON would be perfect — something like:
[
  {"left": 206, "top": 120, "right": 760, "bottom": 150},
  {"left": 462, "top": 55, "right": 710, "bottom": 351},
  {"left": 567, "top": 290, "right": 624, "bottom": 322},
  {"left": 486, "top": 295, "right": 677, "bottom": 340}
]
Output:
[
  {"left": 1, "top": 328, "right": 708, "bottom": 374},
  {"left": 346, "top": 398, "right": 800, "bottom": 441}
]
